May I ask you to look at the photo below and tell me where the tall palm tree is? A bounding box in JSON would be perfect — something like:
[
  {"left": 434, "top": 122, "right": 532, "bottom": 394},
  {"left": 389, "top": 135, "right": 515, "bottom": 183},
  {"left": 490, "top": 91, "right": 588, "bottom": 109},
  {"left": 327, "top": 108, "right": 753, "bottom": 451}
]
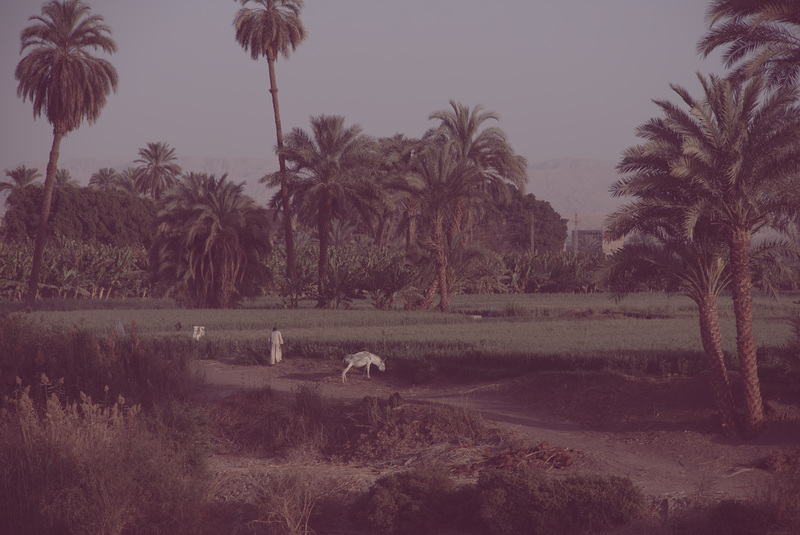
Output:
[
  {"left": 234, "top": 0, "right": 306, "bottom": 293},
  {"left": 628, "top": 72, "right": 800, "bottom": 436},
  {"left": 426, "top": 101, "right": 527, "bottom": 244},
  {"left": 153, "top": 172, "right": 271, "bottom": 308},
  {"left": 15, "top": 0, "right": 118, "bottom": 308},
  {"left": 1, "top": 165, "right": 42, "bottom": 201},
  {"left": 134, "top": 141, "right": 181, "bottom": 200},
  {"left": 698, "top": 1, "right": 800, "bottom": 88},
  {"left": 89, "top": 167, "right": 118, "bottom": 191},
  {"left": 273, "top": 114, "right": 378, "bottom": 306}
]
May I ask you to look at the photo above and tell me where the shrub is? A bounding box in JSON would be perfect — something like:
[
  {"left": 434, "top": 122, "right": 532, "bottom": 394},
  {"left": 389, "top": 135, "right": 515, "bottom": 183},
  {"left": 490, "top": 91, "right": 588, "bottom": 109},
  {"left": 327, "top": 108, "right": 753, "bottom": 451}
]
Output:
[
  {"left": 0, "top": 385, "right": 208, "bottom": 535},
  {"left": 357, "top": 466, "right": 476, "bottom": 535},
  {"left": 477, "top": 468, "right": 645, "bottom": 535}
]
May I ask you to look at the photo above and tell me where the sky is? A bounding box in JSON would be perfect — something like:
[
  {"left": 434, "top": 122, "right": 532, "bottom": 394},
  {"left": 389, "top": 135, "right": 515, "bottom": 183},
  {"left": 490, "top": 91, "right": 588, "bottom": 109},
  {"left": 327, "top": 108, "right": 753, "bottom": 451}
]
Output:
[{"left": 1, "top": 0, "right": 725, "bottom": 173}]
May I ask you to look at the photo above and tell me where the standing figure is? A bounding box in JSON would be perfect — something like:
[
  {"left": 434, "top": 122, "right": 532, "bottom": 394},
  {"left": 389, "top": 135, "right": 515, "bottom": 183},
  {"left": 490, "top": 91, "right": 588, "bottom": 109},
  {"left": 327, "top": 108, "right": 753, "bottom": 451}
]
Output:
[{"left": 268, "top": 326, "right": 284, "bottom": 365}]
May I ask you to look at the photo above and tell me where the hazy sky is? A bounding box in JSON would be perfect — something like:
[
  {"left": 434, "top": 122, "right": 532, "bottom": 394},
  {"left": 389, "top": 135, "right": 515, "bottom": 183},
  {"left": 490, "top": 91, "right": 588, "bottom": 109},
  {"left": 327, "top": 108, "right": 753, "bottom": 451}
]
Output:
[{"left": 1, "top": 1, "right": 724, "bottom": 171}]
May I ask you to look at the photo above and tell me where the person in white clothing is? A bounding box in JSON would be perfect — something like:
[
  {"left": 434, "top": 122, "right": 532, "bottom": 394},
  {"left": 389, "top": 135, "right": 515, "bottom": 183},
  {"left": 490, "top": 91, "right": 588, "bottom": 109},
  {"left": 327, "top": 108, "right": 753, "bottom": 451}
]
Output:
[{"left": 268, "top": 326, "right": 284, "bottom": 365}]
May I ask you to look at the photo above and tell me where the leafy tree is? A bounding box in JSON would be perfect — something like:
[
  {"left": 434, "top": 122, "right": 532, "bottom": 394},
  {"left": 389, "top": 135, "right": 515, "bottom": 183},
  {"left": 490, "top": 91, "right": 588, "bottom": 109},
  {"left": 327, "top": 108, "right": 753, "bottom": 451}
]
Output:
[
  {"left": 234, "top": 0, "right": 306, "bottom": 292},
  {"left": 134, "top": 141, "right": 181, "bottom": 200},
  {"left": 1, "top": 165, "right": 42, "bottom": 203},
  {"left": 89, "top": 167, "right": 119, "bottom": 191},
  {"left": 698, "top": 0, "right": 800, "bottom": 88},
  {"left": 2, "top": 185, "right": 157, "bottom": 248},
  {"left": 617, "top": 73, "right": 800, "bottom": 436},
  {"left": 373, "top": 134, "right": 422, "bottom": 250},
  {"left": 14, "top": 0, "right": 118, "bottom": 308},
  {"left": 273, "top": 114, "right": 379, "bottom": 307},
  {"left": 483, "top": 192, "right": 567, "bottom": 253},
  {"left": 151, "top": 173, "right": 271, "bottom": 308}
]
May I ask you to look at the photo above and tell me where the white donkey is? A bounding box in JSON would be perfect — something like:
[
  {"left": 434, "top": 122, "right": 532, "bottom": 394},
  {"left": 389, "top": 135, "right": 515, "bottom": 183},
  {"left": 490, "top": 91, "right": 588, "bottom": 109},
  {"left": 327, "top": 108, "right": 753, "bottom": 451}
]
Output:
[{"left": 342, "top": 351, "right": 385, "bottom": 383}]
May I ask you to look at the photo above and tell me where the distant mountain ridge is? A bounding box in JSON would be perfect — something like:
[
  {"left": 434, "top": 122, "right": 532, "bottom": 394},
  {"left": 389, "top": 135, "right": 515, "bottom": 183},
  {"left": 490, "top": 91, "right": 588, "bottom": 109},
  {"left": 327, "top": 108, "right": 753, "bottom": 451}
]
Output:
[{"left": 12, "top": 156, "right": 622, "bottom": 230}]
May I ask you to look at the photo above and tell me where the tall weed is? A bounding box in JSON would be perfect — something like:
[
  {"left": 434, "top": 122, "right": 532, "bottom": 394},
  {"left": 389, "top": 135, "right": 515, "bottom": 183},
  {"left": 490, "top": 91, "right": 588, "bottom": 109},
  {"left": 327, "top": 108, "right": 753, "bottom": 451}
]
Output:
[{"left": 0, "top": 384, "right": 208, "bottom": 535}]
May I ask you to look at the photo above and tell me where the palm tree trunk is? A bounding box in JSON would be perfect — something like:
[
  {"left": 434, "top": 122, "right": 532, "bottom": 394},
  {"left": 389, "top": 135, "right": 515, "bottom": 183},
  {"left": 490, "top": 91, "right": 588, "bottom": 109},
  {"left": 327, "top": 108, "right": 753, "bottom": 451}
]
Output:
[
  {"left": 729, "top": 229, "right": 764, "bottom": 437},
  {"left": 267, "top": 55, "right": 297, "bottom": 303},
  {"left": 316, "top": 196, "right": 334, "bottom": 308},
  {"left": 431, "top": 217, "right": 449, "bottom": 312},
  {"left": 697, "top": 293, "right": 738, "bottom": 437},
  {"left": 26, "top": 129, "right": 63, "bottom": 308}
]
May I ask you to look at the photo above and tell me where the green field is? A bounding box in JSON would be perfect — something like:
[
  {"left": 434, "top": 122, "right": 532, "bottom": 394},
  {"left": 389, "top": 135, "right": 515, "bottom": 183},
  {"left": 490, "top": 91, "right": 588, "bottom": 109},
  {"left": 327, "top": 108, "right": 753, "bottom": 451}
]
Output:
[{"left": 4, "top": 291, "right": 796, "bottom": 378}]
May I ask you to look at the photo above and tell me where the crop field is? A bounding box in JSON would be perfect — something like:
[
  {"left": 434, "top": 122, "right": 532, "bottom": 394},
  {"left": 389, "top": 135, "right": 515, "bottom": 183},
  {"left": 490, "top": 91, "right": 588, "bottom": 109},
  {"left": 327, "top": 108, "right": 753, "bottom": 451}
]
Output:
[{"left": 4, "top": 291, "right": 797, "bottom": 378}]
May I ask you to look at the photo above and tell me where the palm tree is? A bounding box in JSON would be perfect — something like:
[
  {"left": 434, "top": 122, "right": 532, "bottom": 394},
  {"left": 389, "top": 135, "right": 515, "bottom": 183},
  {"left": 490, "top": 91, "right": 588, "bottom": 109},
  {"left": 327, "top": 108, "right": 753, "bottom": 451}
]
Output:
[
  {"left": 426, "top": 101, "right": 527, "bottom": 244},
  {"left": 409, "top": 139, "right": 481, "bottom": 311},
  {"left": 624, "top": 72, "right": 800, "bottom": 436},
  {"left": 698, "top": 1, "right": 800, "bottom": 88},
  {"left": 153, "top": 173, "right": 271, "bottom": 308},
  {"left": 1, "top": 165, "right": 42, "bottom": 201},
  {"left": 55, "top": 168, "right": 78, "bottom": 187},
  {"left": 114, "top": 167, "right": 140, "bottom": 196},
  {"left": 134, "top": 142, "right": 181, "bottom": 200},
  {"left": 234, "top": 0, "right": 306, "bottom": 293},
  {"left": 273, "top": 114, "right": 378, "bottom": 306},
  {"left": 15, "top": 0, "right": 118, "bottom": 308},
  {"left": 89, "top": 167, "right": 118, "bottom": 191},
  {"left": 602, "top": 132, "right": 740, "bottom": 435},
  {"left": 374, "top": 134, "right": 421, "bottom": 250}
]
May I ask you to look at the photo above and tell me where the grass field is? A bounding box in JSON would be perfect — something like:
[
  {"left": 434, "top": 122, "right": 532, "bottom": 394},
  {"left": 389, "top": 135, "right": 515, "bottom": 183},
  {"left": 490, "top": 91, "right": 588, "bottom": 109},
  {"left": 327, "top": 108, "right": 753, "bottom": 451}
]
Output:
[{"left": 3, "top": 291, "right": 797, "bottom": 378}]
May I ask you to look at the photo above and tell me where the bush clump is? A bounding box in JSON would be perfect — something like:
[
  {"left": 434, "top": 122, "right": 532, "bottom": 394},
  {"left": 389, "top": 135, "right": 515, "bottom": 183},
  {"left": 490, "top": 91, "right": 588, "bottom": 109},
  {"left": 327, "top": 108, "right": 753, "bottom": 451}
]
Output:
[
  {"left": 356, "top": 467, "right": 644, "bottom": 535},
  {"left": 357, "top": 466, "right": 475, "bottom": 535},
  {"left": 477, "top": 468, "right": 645, "bottom": 535}
]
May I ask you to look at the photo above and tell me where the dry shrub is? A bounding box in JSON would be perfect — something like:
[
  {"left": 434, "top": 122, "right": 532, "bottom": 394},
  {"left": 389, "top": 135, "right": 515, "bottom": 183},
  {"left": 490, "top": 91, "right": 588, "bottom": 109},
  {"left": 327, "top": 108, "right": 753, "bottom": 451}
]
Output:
[
  {"left": 670, "top": 467, "right": 800, "bottom": 535},
  {"left": 210, "top": 383, "right": 331, "bottom": 456},
  {"left": 477, "top": 468, "right": 645, "bottom": 535},
  {"left": 248, "top": 471, "right": 334, "bottom": 535},
  {"left": 0, "top": 381, "right": 208, "bottom": 535}
]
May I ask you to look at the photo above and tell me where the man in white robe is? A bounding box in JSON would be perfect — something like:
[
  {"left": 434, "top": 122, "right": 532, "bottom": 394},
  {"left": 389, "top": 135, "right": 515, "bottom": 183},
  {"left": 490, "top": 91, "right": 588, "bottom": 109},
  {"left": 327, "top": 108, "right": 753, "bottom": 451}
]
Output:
[{"left": 268, "top": 326, "right": 284, "bottom": 365}]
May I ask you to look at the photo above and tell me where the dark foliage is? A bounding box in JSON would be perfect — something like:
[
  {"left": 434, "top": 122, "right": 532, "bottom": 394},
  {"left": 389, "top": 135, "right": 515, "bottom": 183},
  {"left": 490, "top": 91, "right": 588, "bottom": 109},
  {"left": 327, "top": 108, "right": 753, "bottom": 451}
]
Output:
[
  {"left": 2, "top": 185, "right": 157, "bottom": 248},
  {"left": 481, "top": 192, "right": 568, "bottom": 253}
]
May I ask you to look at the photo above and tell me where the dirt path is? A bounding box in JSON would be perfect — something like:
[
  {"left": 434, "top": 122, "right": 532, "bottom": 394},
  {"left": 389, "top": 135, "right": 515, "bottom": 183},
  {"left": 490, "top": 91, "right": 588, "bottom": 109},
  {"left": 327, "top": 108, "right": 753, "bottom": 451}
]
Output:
[{"left": 194, "top": 357, "right": 800, "bottom": 503}]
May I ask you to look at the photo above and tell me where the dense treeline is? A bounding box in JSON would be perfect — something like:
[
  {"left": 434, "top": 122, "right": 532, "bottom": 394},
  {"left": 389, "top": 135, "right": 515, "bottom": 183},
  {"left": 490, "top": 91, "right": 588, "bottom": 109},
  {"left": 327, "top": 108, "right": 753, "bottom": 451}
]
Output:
[{"left": 2, "top": 185, "right": 157, "bottom": 248}]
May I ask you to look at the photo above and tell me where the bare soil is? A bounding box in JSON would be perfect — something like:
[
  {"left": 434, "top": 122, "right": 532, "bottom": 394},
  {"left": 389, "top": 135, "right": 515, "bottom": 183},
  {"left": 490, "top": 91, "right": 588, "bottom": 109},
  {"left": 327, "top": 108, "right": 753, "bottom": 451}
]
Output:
[{"left": 193, "top": 356, "right": 800, "bottom": 531}]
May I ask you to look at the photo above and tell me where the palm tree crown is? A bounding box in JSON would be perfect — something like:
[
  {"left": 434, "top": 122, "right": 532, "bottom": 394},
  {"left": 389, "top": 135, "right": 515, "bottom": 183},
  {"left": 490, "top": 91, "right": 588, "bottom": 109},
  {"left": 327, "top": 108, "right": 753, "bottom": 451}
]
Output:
[
  {"left": 89, "top": 167, "right": 119, "bottom": 191},
  {"left": 698, "top": 0, "right": 800, "bottom": 87},
  {"left": 15, "top": 0, "right": 118, "bottom": 308},
  {"left": 234, "top": 0, "right": 305, "bottom": 62},
  {"left": 153, "top": 173, "right": 271, "bottom": 308},
  {"left": 135, "top": 141, "right": 182, "bottom": 200},
  {"left": 15, "top": 0, "right": 118, "bottom": 135},
  {"left": 1, "top": 165, "right": 42, "bottom": 197}
]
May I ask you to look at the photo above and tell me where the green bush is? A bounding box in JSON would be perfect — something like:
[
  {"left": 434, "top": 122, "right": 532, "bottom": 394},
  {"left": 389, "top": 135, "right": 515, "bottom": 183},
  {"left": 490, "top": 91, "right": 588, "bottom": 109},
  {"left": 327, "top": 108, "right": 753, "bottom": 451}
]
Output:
[{"left": 476, "top": 469, "right": 645, "bottom": 535}]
